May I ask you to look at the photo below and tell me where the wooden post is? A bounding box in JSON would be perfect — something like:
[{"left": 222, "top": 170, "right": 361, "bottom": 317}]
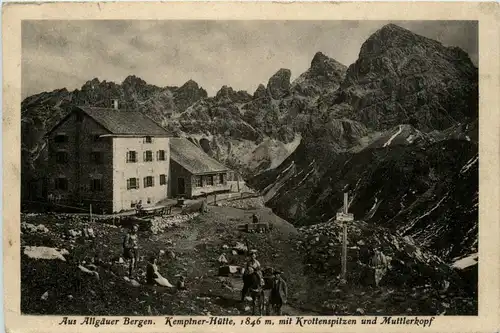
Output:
[
  {"left": 336, "top": 192, "right": 353, "bottom": 285},
  {"left": 90, "top": 204, "right": 93, "bottom": 223},
  {"left": 214, "top": 194, "right": 217, "bottom": 205},
  {"left": 237, "top": 173, "right": 240, "bottom": 193},
  {"left": 341, "top": 220, "right": 347, "bottom": 282}
]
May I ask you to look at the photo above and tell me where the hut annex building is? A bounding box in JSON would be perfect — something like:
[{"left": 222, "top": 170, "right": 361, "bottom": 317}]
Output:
[{"left": 46, "top": 105, "right": 231, "bottom": 213}]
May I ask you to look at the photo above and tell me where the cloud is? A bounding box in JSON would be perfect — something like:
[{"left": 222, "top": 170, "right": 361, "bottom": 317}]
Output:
[{"left": 22, "top": 20, "right": 478, "bottom": 99}]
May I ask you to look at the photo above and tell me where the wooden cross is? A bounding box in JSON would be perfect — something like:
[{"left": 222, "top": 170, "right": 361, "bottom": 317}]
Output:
[{"left": 336, "top": 192, "right": 354, "bottom": 284}]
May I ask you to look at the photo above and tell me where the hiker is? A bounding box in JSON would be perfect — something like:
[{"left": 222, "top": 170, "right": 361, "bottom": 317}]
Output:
[
  {"left": 146, "top": 255, "right": 173, "bottom": 287},
  {"left": 370, "top": 248, "right": 388, "bottom": 287},
  {"left": 245, "top": 250, "right": 261, "bottom": 271},
  {"left": 269, "top": 270, "right": 288, "bottom": 315},
  {"left": 246, "top": 267, "right": 265, "bottom": 315},
  {"left": 177, "top": 276, "right": 187, "bottom": 291},
  {"left": 199, "top": 197, "right": 208, "bottom": 214},
  {"left": 123, "top": 224, "right": 139, "bottom": 278},
  {"left": 252, "top": 213, "right": 259, "bottom": 224},
  {"left": 135, "top": 201, "right": 144, "bottom": 215},
  {"left": 241, "top": 250, "right": 263, "bottom": 301}
]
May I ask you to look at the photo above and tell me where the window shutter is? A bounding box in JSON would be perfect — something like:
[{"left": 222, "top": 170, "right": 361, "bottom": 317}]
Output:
[
  {"left": 143, "top": 177, "right": 146, "bottom": 188},
  {"left": 126, "top": 152, "right": 129, "bottom": 163},
  {"left": 143, "top": 152, "right": 146, "bottom": 162},
  {"left": 156, "top": 151, "right": 159, "bottom": 161},
  {"left": 127, "top": 179, "right": 130, "bottom": 190},
  {"left": 152, "top": 176, "right": 155, "bottom": 186},
  {"left": 89, "top": 179, "right": 93, "bottom": 191},
  {"left": 136, "top": 178, "right": 140, "bottom": 188}
]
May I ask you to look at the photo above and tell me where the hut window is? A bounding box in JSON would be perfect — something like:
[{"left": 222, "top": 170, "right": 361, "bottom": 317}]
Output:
[
  {"left": 157, "top": 150, "right": 166, "bottom": 161},
  {"left": 55, "top": 178, "right": 68, "bottom": 191},
  {"left": 159, "top": 174, "right": 167, "bottom": 185},
  {"left": 90, "top": 151, "right": 104, "bottom": 164},
  {"left": 219, "top": 174, "right": 224, "bottom": 184},
  {"left": 206, "top": 175, "right": 214, "bottom": 186},
  {"left": 90, "top": 178, "right": 103, "bottom": 191},
  {"left": 195, "top": 176, "right": 202, "bottom": 187},
  {"left": 144, "top": 136, "right": 153, "bottom": 143},
  {"left": 144, "top": 176, "right": 154, "bottom": 188},
  {"left": 56, "top": 151, "right": 69, "bottom": 164},
  {"left": 144, "top": 150, "right": 153, "bottom": 162},
  {"left": 127, "top": 178, "right": 139, "bottom": 190},
  {"left": 54, "top": 134, "right": 68, "bottom": 143},
  {"left": 126, "top": 151, "right": 137, "bottom": 163}
]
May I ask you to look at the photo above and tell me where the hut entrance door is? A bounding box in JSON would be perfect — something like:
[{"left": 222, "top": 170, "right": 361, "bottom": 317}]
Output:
[{"left": 177, "top": 178, "right": 185, "bottom": 195}]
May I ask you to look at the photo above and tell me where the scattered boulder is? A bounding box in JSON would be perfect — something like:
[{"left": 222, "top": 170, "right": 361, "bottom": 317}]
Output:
[
  {"left": 21, "top": 223, "right": 49, "bottom": 233},
  {"left": 78, "top": 265, "right": 99, "bottom": 279},
  {"left": 24, "top": 246, "right": 67, "bottom": 261},
  {"left": 218, "top": 254, "right": 228, "bottom": 264},
  {"left": 150, "top": 213, "right": 200, "bottom": 234},
  {"left": 167, "top": 251, "right": 176, "bottom": 260},
  {"left": 40, "top": 291, "right": 49, "bottom": 301},
  {"left": 218, "top": 265, "right": 241, "bottom": 276},
  {"left": 233, "top": 242, "right": 248, "bottom": 254},
  {"left": 130, "top": 279, "right": 141, "bottom": 287}
]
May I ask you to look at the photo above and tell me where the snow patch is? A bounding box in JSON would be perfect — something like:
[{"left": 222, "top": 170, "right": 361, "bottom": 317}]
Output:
[
  {"left": 460, "top": 155, "right": 478, "bottom": 174},
  {"left": 402, "top": 195, "right": 448, "bottom": 234},
  {"left": 383, "top": 125, "right": 403, "bottom": 147},
  {"left": 452, "top": 253, "right": 478, "bottom": 270},
  {"left": 24, "top": 246, "right": 68, "bottom": 261}
]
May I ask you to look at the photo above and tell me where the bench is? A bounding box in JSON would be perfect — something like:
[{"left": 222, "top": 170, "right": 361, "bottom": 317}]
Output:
[
  {"left": 137, "top": 205, "right": 173, "bottom": 217},
  {"left": 246, "top": 222, "right": 270, "bottom": 233}
]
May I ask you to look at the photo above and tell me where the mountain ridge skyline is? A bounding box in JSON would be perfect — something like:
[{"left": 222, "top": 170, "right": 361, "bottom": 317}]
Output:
[{"left": 22, "top": 21, "right": 478, "bottom": 99}]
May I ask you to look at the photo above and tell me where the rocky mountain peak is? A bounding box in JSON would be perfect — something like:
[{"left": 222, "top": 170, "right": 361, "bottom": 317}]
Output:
[
  {"left": 81, "top": 78, "right": 101, "bottom": 90},
  {"left": 174, "top": 79, "right": 208, "bottom": 112},
  {"left": 310, "top": 51, "right": 346, "bottom": 74},
  {"left": 360, "top": 23, "right": 440, "bottom": 57},
  {"left": 214, "top": 85, "right": 252, "bottom": 104},
  {"left": 122, "top": 75, "right": 147, "bottom": 87},
  {"left": 337, "top": 24, "right": 478, "bottom": 131},
  {"left": 253, "top": 84, "right": 267, "bottom": 99},
  {"left": 291, "top": 52, "right": 346, "bottom": 97},
  {"left": 267, "top": 68, "right": 291, "bottom": 99},
  {"left": 215, "top": 85, "right": 235, "bottom": 99}
]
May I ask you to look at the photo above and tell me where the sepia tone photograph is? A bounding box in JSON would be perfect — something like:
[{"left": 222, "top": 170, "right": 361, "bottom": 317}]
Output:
[{"left": 19, "top": 17, "right": 480, "bottom": 319}]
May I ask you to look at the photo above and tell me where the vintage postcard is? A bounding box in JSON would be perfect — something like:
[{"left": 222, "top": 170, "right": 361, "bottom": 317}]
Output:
[{"left": 3, "top": 1, "right": 500, "bottom": 333}]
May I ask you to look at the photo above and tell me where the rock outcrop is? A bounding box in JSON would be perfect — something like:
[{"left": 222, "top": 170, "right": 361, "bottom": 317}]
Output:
[
  {"left": 267, "top": 68, "right": 291, "bottom": 99},
  {"left": 334, "top": 24, "right": 478, "bottom": 131}
]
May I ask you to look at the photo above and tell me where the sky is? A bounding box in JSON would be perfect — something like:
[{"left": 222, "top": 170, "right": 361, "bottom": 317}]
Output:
[{"left": 22, "top": 20, "right": 478, "bottom": 99}]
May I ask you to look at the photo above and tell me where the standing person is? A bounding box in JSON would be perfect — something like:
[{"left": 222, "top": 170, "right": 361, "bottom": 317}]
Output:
[
  {"left": 246, "top": 267, "right": 264, "bottom": 315},
  {"left": 252, "top": 213, "right": 259, "bottom": 224},
  {"left": 269, "top": 270, "right": 288, "bottom": 315},
  {"left": 123, "top": 224, "right": 139, "bottom": 278},
  {"left": 370, "top": 248, "right": 388, "bottom": 288},
  {"left": 246, "top": 250, "right": 261, "bottom": 270},
  {"left": 241, "top": 250, "right": 262, "bottom": 301},
  {"left": 136, "top": 201, "right": 143, "bottom": 215}
]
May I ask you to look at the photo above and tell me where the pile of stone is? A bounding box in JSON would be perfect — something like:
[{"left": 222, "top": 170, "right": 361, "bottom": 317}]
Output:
[
  {"left": 149, "top": 213, "right": 200, "bottom": 234},
  {"left": 297, "top": 221, "right": 458, "bottom": 288},
  {"left": 21, "top": 222, "right": 49, "bottom": 234},
  {"left": 219, "top": 196, "right": 265, "bottom": 210}
]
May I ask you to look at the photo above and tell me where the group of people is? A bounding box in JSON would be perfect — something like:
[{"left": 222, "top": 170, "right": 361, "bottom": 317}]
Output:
[
  {"left": 123, "top": 223, "right": 288, "bottom": 315},
  {"left": 240, "top": 250, "right": 288, "bottom": 316}
]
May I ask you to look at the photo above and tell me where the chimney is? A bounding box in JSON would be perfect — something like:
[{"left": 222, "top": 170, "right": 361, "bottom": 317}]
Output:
[{"left": 112, "top": 99, "right": 119, "bottom": 110}]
